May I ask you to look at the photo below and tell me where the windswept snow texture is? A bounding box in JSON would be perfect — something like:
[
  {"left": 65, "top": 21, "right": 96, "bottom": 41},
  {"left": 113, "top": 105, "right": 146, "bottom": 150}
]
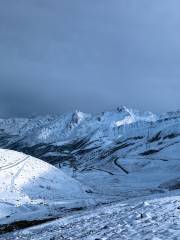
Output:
[
  {"left": 0, "top": 149, "right": 89, "bottom": 226},
  {"left": 3, "top": 191, "right": 180, "bottom": 240}
]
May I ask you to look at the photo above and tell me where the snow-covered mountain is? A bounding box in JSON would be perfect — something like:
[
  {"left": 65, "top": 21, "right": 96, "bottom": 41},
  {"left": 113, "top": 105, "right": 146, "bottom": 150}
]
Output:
[
  {"left": 1, "top": 107, "right": 180, "bottom": 203},
  {"left": 0, "top": 107, "right": 158, "bottom": 144}
]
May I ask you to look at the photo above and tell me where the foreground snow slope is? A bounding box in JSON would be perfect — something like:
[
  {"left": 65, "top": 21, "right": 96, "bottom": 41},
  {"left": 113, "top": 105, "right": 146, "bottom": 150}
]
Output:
[
  {"left": 3, "top": 190, "right": 180, "bottom": 240},
  {"left": 0, "top": 149, "right": 89, "bottom": 225}
]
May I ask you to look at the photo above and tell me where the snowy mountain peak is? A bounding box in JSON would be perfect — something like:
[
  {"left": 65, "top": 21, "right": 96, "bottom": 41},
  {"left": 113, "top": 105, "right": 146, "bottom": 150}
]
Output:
[
  {"left": 116, "top": 105, "right": 128, "bottom": 112},
  {"left": 67, "top": 110, "right": 88, "bottom": 129}
]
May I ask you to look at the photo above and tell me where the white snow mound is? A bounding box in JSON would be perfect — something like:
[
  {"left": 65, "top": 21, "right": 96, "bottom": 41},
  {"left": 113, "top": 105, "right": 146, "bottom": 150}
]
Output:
[{"left": 0, "top": 149, "right": 89, "bottom": 225}]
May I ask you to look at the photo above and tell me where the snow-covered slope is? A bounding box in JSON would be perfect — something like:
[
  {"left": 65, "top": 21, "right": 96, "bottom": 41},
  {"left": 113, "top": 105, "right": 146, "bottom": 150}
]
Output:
[
  {"left": 3, "top": 190, "right": 180, "bottom": 240},
  {"left": 0, "top": 149, "right": 90, "bottom": 226}
]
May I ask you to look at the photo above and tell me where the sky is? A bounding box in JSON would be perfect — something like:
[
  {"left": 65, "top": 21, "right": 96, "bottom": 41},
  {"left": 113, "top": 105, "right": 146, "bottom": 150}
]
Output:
[{"left": 0, "top": 0, "right": 180, "bottom": 117}]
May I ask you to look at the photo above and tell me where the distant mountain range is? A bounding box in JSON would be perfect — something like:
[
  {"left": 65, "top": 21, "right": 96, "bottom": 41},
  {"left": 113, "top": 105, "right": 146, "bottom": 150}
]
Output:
[{"left": 0, "top": 106, "right": 180, "bottom": 164}]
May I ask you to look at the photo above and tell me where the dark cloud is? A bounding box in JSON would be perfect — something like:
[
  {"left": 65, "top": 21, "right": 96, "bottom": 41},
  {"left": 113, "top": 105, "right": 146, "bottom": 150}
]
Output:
[{"left": 0, "top": 0, "right": 180, "bottom": 117}]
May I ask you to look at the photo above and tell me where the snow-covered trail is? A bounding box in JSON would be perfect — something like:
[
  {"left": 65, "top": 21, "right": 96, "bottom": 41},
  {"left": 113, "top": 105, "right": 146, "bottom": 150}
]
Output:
[{"left": 4, "top": 191, "right": 180, "bottom": 240}]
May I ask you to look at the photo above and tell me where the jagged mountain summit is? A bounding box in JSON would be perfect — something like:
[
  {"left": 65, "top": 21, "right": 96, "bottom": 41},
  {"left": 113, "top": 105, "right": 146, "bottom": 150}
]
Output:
[{"left": 0, "top": 107, "right": 156, "bottom": 142}]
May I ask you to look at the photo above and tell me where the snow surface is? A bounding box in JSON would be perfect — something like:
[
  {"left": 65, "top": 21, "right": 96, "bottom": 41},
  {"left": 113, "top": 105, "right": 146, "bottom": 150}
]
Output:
[
  {"left": 0, "top": 149, "right": 90, "bottom": 226},
  {"left": 3, "top": 190, "right": 180, "bottom": 240}
]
